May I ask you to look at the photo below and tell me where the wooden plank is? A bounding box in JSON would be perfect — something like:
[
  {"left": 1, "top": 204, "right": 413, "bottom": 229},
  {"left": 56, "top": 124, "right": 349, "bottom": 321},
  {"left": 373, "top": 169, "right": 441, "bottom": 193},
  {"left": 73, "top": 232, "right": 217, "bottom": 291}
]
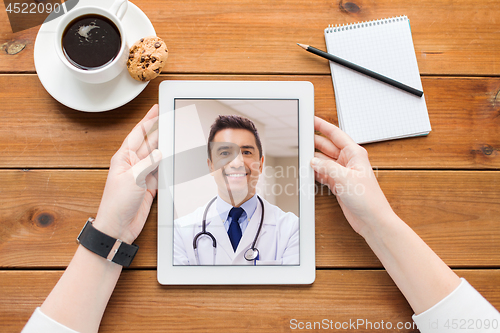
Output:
[
  {"left": 0, "top": 74, "right": 498, "bottom": 169},
  {"left": 1, "top": 269, "right": 499, "bottom": 333},
  {"left": 1, "top": 169, "right": 499, "bottom": 269},
  {"left": 0, "top": 74, "right": 158, "bottom": 168},
  {"left": 1, "top": 0, "right": 500, "bottom": 75},
  {"left": 317, "top": 170, "right": 500, "bottom": 268}
]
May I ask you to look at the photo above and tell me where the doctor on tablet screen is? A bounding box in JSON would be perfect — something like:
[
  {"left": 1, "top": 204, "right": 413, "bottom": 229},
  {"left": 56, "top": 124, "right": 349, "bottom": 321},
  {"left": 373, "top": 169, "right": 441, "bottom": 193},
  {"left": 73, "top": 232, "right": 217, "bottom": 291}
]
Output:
[{"left": 173, "top": 115, "right": 299, "bottom": 266}]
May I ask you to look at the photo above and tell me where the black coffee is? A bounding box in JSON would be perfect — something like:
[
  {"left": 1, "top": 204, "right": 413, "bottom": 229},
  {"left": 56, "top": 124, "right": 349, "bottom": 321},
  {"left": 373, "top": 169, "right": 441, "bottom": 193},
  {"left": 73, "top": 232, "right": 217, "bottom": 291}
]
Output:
[{"left": 62, "top": 14, "right": 121, "bottom": 70}]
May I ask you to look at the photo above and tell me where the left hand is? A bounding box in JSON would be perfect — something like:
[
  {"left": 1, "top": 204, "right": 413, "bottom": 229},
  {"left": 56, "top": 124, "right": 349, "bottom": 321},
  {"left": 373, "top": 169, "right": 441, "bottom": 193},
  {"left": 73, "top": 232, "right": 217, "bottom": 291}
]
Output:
[{"left": 94, "top": 104, "right": 162, "bottom": 244}]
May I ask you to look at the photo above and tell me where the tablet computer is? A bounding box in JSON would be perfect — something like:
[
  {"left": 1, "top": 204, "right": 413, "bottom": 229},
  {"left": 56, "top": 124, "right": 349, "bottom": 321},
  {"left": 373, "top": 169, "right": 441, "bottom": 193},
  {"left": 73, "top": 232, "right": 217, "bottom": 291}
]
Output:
[{"left": 157, "top": 80, "right": 315, "bottom": 285}]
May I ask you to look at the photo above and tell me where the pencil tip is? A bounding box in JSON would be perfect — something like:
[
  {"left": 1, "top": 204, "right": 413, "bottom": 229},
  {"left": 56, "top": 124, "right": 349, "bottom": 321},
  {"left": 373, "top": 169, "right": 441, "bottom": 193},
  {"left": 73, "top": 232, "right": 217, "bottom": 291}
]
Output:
[{"left": 297, "top": 43, "right": 308, "bottom": 50}]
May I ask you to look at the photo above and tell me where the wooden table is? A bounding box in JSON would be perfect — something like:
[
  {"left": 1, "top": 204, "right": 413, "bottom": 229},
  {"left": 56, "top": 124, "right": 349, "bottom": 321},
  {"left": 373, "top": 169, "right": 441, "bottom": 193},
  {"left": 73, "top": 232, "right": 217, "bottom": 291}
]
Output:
[{"left": 1, "top": 0, "right": 499, "bottom": 332}]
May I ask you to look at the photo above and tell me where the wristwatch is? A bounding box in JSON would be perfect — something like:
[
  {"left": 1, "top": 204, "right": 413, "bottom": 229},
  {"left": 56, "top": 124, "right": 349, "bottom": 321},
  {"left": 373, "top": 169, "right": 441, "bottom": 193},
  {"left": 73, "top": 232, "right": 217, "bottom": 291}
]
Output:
[{"left": 76, "top": 217, "right": 139, "bottom": 267}]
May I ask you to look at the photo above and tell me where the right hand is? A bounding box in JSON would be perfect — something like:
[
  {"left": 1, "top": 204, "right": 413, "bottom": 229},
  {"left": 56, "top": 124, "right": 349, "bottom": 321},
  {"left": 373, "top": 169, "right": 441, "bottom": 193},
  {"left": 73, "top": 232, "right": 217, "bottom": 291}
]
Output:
[{"left": 310, "top": 116, "right": 394, "bottom": 236}]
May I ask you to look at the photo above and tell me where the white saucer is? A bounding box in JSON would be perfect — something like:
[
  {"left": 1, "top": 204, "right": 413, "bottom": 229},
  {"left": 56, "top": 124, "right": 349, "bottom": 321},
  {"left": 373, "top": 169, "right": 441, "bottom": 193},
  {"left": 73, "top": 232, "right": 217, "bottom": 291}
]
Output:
[{"left": 34, "top": 0, "right": 156, "bottom": 112}]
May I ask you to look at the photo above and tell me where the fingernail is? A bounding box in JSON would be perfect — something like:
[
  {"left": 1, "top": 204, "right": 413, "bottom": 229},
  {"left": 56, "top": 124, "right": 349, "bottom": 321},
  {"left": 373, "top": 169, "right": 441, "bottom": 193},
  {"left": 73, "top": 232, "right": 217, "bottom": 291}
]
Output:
[
  {"left": 311, "top": 157, "right": 320, "bottom": 166},
  {"left": 152, "top": 149, "right": 162, "bottom": 161}
]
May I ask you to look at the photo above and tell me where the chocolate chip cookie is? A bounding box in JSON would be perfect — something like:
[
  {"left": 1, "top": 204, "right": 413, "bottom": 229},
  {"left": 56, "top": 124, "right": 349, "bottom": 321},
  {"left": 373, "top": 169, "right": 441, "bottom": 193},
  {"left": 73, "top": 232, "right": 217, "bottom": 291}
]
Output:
[{"left": 127, "top": 36, "right": 168, "bottom": 82}]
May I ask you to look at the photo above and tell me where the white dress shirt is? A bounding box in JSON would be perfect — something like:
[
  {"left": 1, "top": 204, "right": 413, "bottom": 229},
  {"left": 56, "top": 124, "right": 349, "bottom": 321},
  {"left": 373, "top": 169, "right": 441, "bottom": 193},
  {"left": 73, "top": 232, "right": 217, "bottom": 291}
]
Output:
[
  {"left": 217, "top": 194, "right": 258, "bottom": 234},
  {"left": 412, "top": 278, "right": 500, "bottom": 332}
]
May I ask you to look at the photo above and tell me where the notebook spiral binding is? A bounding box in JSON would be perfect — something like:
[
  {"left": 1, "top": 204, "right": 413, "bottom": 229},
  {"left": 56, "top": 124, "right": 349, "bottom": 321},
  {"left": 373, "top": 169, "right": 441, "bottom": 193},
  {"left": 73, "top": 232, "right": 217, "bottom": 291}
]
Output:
[{"left": 324, "top": 15, "right": 407, "bottom": 33}]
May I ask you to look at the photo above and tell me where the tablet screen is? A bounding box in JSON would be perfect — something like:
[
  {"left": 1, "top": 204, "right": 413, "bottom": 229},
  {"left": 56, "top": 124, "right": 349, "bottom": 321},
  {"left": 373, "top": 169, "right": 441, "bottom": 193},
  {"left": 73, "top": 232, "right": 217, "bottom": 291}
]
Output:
[{"left": 172, "top": 99, "right": 300, "bottom": 266}]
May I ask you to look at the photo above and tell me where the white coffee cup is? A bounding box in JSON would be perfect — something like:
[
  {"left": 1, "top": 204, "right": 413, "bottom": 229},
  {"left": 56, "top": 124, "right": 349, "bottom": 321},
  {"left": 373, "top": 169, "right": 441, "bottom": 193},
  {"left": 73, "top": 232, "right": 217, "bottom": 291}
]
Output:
[{"left": 55, "top": 0, "right": 129, "bottom": 84}]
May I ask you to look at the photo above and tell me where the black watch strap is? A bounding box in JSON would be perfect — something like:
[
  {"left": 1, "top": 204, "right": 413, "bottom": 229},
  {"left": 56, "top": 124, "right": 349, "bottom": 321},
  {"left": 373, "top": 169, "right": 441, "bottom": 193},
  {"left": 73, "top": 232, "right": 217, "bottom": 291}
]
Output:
[{"left": 77, "top": 218, "right": 139, "bottom": 267}]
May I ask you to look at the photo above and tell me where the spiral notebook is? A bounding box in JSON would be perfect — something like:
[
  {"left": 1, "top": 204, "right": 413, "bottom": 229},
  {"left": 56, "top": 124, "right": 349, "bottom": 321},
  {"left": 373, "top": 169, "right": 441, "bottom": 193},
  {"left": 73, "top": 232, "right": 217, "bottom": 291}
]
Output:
[{"left": 324, "top": 16, "right": 431, "bottom": 144}]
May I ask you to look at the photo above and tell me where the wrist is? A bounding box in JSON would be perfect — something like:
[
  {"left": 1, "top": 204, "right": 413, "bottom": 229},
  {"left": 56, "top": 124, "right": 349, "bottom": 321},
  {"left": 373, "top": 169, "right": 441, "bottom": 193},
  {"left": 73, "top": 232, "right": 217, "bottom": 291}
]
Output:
[
  {"left": 93, "top": 215, "right": 135, "bottom": 244},
  {"left": 357, "top": 207, "right": 401, "bottom": 241},
  {"left": 76, "top": 243, "right": 123, "bottom": 271},
  {"left": 77, "top": 218, "right": 139, "bottom": 267}
]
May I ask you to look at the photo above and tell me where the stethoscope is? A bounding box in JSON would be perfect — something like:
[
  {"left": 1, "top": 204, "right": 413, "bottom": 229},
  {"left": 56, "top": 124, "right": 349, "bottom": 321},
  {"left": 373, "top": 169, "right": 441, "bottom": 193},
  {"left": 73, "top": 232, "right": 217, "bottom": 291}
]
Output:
[{"left": 193, "top": 195, "right": 265, "bottom": 265}]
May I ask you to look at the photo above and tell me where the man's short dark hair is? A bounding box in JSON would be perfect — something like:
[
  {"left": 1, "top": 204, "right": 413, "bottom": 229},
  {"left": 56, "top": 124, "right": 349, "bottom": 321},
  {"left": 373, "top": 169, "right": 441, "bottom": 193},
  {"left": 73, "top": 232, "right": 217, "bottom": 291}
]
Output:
[{"left": 207, "top": 115, "right": 263, "bottom": 161}]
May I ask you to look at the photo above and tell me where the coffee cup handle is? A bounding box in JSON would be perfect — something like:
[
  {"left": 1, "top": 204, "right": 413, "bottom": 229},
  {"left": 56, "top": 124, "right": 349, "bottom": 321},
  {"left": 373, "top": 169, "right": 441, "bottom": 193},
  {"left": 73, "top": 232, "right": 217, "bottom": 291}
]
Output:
[{"left": 110, "top": 0, "right": 128, "bottom": 20}]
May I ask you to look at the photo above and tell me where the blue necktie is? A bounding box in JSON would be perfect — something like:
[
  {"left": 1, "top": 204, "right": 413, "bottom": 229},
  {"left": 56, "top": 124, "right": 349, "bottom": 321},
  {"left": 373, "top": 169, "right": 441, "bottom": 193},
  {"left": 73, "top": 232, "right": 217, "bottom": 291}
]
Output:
[{"left": 227, "top": 207, "right": 244, "bottom": 252}]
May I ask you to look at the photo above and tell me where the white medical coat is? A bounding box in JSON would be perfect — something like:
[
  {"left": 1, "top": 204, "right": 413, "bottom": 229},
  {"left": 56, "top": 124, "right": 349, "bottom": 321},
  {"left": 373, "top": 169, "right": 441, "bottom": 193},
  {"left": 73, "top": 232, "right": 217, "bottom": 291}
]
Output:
[{"left": 173, "top": 196, "right": 299, "bottom": 265}]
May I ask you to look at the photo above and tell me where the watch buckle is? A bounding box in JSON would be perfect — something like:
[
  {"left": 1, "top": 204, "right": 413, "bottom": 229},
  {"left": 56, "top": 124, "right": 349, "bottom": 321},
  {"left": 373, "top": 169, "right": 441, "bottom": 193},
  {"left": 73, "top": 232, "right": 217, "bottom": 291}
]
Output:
[
  {"left": 107, "top": 239, "right": 123, "bottom": 262},
  {"left": 76, "top": 218, "right": 95, "bottom": 244}
]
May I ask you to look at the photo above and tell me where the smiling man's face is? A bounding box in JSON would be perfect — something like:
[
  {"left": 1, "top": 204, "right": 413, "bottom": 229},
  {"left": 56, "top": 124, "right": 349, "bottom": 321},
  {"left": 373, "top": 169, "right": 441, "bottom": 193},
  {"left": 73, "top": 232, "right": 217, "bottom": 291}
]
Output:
[{"left": 207, "top": 128, "right": 264, "bottom": 207}]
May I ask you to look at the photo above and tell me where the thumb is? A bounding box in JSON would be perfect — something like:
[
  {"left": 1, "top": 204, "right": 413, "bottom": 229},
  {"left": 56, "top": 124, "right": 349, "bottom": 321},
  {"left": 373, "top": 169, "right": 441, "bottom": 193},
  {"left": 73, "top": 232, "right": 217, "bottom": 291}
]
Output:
[
  {"left": 310, "top": 157, "right": 346, "bottom": 183},
  {"left": 132, "top": 149, "right": 162, "bottom": 187}
]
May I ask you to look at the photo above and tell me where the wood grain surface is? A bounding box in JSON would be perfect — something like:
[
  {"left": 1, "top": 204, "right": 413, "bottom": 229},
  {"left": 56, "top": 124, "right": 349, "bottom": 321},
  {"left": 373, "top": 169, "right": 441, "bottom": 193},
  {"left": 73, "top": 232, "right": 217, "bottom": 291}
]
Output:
[
  {"left": 1, "top": 169, "right": 498, "bottom": 269},
  {"left": 1, "top": 0, "right": 500, "bottom": 75},
  {"left": 1, "top": 0, "right": 499, "bottom": 331},
  {"left": 0, "top": 75, "right": 498, "bottom": 169},
  {"left": 2, "top": 270, "right": 500, "bottom": 333}
]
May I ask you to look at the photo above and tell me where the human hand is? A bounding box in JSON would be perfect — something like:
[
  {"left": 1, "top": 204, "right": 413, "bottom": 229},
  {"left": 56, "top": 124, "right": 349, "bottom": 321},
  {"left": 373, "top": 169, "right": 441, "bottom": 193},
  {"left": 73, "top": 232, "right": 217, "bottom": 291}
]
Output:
[
  {"left": 93, "top": 105, "right": 162, "bottom": 244},
  {"left": 310, "top": 116, "right": 394, "bottom": 237}
]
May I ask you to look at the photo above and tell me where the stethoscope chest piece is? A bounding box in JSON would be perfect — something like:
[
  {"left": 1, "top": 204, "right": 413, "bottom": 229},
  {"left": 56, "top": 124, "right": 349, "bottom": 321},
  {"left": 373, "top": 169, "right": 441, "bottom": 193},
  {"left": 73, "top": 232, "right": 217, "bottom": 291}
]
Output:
[
  {"left": 194, "top": 196, "right": 265, "bottom": 265},
  {"left": 244, "top": 247, "right": 259, "bottom": 261}
]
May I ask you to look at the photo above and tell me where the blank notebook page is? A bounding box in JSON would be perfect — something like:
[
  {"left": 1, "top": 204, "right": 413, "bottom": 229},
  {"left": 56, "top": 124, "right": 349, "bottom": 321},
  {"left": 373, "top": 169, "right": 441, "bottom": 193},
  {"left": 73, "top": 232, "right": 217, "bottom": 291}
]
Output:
[{"left": 324, "top": 16, "right": 431, "bottom": 144}]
